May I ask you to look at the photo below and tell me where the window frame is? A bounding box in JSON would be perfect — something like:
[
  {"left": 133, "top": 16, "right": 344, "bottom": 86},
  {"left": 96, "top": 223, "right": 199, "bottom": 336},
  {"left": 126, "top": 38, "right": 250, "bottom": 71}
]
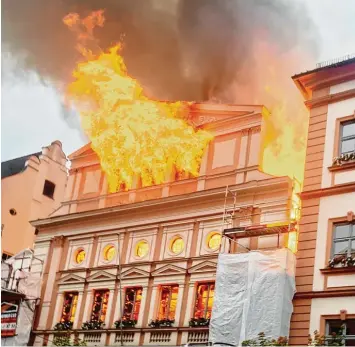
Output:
[
  {"left": 91, "top": 289, "right": 110, "bottom": 322},
  {"left": 193, "top": 282, "right": 215, "bottom": 320},
  {"left": 122, "top": 287, "right": 143, "bottom": 321},
  {"left": 61, "top": 292, "right": 79, "bottom": 323},
  {"left": 325, "top": 318, "right": 355, "bottom": 346},
  {"left": 339, "top": 119, "right": 355, "bottom": 155},
  {"left": 43, "top": 179, "right": 56, "bottom": 199},
  {"left": 331, "top": 222, "right": 355, "bottom": 257},
  {"left": 157, "top": 284, "right": 179, "bottom": 321}
]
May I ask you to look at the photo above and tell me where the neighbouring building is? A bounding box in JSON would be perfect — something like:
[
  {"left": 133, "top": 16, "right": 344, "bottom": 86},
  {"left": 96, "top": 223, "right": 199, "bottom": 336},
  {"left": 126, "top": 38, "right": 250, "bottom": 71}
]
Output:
[
  {"left": 1, "top": 141, "right": 68, "bottom": 258},
  {"left": 290, "top": 56, "right": 355, "bottom": 345},
  {"left": 29, "top": 104, "right": 298, "bottom": 346}
]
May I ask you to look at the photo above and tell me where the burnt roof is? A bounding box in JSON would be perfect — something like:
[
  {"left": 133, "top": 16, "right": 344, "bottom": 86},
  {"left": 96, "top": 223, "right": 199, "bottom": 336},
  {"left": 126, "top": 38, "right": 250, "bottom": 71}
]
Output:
[
  {"left": 292, "top": 56, "right": 355, "bottom": 79},
  {"left": 1, "top": 152, "right": 41, "bottom": 179}
]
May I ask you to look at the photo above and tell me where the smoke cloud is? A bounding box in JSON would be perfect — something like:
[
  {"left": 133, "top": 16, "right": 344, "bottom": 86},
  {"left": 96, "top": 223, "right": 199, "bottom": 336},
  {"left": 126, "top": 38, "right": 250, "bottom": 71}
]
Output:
[{"left": 2, "top": 0, "right": 319, "bottom": 102}]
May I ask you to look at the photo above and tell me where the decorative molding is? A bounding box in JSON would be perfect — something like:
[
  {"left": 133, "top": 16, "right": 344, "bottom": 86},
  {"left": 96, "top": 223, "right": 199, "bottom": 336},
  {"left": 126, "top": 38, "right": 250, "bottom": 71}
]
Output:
[
  {"left": 300, "top": 182, "right": 355, "bottom": 200},
  {"left": 86, "top": 270, "right": 117, "bottom": 282},
  {"left": 120, "top": 267, "right": 150, "bottom": 279},
  {"left": 151, "top": 264, "right": 186, "bottom": 277},
  {"left": 305, "top": 87, "right": 355, "bottom": 109},
  {"left": 251, "top": 126, "right": 261, "bottom": 134},
  {"left": 53, "top": 235, "right": 65, "bottom": 247},
  {"left": 188, "top": 261, "right": 217, "bottom": 274},
  {"left": 241, "top": 128, "right": 250, "bottom": 136},
  {"left": 294, "top": 288, "right": 355, "bottom": 299},
  {"left": 58, "top": 274, "right": 86, "bottom": 285}
]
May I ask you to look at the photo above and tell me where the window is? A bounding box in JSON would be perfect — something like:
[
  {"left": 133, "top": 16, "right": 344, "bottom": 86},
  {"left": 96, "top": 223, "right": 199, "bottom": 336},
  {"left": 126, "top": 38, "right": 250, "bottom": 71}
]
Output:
[
  {"left": 61, "top": 292, "right": 78, "bottom": 322},
  {"left": 332, "top": 222, "right": 355, "bottom": 257},
  {"left": 75, "top": 249, "right": 86, "bottom": 264},
  {"left": 103, "top": 245, "right": 116, "bottom": 262},
  {"left": 157, "top": 285, "right": 179, "bottom": 320},
  {"left": 91, "top": 290, "right": 109, "bottom": 322},
  {"left": 43, "top": 180, "right": 56, "bottom": 199},
  {"left": 122, "top": 287, "right": 143, "bottom": 321},
  {"left": 170, "top": 237, "right": 184, "bottom": 255},
  {"left": 326, "top": 319, "right": 355, "bottom": 346},
  {"left": 193, "top": 283, "right": 215, "bottom": 319},
  {"left": 135, "top": 240, "right": 149, "bottom": 258},
  {"left": 340, "top": 120, "right": 355, "bottom": 155},
  {"left": 207, "top": 232, "right": 222, "bottom": 250}
]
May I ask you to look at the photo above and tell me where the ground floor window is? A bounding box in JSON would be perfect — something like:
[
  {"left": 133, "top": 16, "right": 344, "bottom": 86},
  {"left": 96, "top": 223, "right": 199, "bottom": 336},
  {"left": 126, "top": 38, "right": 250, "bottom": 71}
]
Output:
[
  {"left": 157, "top": 285, "right": 179, "bottom": 320},
  {"left": 122, "top": 287, "right": 143, "bottom": 321},
  {"left": 326, "top": 319, "right": 355, "bottom": 346},
  {"left": 61, "top": 292, "right": 78, "bottom": 322},
  {"left": 91, "top": 290, "right": 109, "bottom": 322},
  {"left": 193, "top": 282, "right": 215, "bottom": 319}
]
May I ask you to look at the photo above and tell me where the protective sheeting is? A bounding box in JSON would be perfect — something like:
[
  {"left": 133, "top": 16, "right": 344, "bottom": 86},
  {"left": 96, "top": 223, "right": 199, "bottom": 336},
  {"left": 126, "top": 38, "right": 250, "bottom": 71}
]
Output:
[{"left": 209, "top": 248, "right": 296, "bottom": 347}]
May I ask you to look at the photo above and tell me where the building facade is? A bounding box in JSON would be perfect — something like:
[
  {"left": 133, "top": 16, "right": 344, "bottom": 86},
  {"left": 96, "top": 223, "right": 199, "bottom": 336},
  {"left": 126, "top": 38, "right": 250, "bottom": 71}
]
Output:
[
  {"left": 30, "top": 104, "right": 297, "bottom": 346},
  {"left": 1, "top": 141, "right": 68, "bottom": 258},
  {"left": 290, "top": 57, "right": 355, "bottom": 345}
]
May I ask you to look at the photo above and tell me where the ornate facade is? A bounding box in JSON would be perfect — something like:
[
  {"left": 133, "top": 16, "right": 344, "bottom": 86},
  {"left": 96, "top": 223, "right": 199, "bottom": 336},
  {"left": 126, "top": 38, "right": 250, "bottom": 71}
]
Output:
[{"left": 30, "top": 104, "right": 296, "bottom": 346}]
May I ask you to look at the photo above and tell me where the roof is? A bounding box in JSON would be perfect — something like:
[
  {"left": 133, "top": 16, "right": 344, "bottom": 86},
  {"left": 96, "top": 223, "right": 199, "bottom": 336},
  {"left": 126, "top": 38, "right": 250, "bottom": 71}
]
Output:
[
  {"left": 1, "top": 152, "right": 41, "bottom": 179},
  {"left": 292, "top": 54, "right": 355, "bottom": 79}
]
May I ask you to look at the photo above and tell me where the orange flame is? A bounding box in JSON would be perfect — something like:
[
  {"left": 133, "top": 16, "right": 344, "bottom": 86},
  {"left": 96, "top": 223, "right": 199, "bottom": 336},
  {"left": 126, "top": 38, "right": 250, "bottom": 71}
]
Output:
[{"left": 63, "top": 11, "right": 213, "bottom": 192}]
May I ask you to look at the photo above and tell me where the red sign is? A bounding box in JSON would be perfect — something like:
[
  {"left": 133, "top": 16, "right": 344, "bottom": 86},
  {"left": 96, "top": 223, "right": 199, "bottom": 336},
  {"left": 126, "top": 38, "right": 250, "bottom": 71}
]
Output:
[{"left": 1, "top": 302, "right": 19, "bottom": 337}]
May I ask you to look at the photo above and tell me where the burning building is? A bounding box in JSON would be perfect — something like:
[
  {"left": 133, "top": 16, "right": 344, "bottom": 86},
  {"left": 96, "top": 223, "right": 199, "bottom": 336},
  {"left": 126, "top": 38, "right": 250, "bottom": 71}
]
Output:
[{"left": 29, "top": 101, "right": 299, "bottom": 346}]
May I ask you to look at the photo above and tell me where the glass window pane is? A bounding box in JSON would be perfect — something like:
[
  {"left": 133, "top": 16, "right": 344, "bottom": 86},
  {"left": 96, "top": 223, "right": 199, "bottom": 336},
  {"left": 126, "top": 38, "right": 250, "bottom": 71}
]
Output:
[
  {"left": 341, "top": 139, "right": 355, "bottom": 154},
  {"left": 333, "top": 241, "right": 349, "bottom": 255},
  {"left": 168, "top": 286, "right": 179, "bottom": 320},
  {"left": 342, "top": 121, "right": 355, "bottom": 138},
  {"left": 132, "top": 288, "right": 143, "bottom": 321},
  {"left": 206, "top": 284, "right": 215, "bottom": 319},
  {"left": 158, "top": 286, "right": 170, "bottom": 320},
  {"left": 351, "top": 240, "right": 355, "bottom": 255},
  {"left": 334, "top": 224, "right": 351, "bottom": 239},
  {"left": 347, "top": 319, "right": 355, "bottom": 335}
]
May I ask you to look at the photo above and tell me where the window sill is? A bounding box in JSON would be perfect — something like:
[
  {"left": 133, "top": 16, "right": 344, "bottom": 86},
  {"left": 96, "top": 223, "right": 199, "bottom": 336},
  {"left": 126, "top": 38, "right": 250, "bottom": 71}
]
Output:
[
  {"left": 328, "top": 160, "right": 355, "bottom": 172},
  {"left": 320, "top": 266, "right": 355, "bottom": 274}
]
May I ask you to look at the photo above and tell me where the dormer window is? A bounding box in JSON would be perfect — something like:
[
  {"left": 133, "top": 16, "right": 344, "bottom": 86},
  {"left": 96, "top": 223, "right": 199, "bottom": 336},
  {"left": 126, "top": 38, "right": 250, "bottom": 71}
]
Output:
[{"left": 43, "top": 180, "right": 55, "bottom": 199}]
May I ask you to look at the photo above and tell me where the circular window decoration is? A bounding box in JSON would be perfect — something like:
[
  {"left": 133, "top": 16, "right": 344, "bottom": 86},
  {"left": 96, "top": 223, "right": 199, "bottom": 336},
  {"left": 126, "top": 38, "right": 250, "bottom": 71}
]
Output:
[
  {"left": 75, "top": 249, "right": 86, "bottom": 264},
  {"left": 103, "top": 245, "right": 116, "bottom": 262},
  {"left": 170, "top": 237, "right": 184, "bottom": 255},
  {"left": 135, "top": 240, "right": 149, "bottom": 258},
  {"left": 207, "top": 232, "right": 222, "bottom": 250}
]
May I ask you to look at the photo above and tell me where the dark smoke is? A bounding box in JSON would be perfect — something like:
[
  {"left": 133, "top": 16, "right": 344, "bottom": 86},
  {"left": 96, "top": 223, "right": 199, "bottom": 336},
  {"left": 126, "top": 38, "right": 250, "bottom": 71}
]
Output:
[{"left": 2, "top": 0, "right": 319, "bottom": 102}]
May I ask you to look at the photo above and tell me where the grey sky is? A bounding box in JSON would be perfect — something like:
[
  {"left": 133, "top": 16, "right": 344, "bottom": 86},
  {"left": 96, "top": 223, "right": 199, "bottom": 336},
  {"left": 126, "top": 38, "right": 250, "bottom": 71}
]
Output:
[{"left": 2, "top": 0, "right": 355, "bottom": 161}]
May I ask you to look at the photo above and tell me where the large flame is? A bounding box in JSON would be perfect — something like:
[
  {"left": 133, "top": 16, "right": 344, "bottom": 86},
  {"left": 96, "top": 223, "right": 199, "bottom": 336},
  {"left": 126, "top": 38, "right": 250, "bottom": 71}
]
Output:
[{"left": 63, "top": 11, "right": 212, "bottom": 192}]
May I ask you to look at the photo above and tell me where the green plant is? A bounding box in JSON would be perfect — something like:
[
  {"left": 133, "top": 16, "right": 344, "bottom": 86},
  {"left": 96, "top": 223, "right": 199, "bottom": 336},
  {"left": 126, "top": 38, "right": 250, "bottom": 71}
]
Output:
[
  {"left": 308, "top": 325, "right": 345, "bottom": 346},
  {"left": 81, "top": 319, "right": 105, "bottom": 330},
  {"left": 241, "top": 332, "right": 288, "bottom": 346},
  {"left": 148, "top": 319, "right": 174, "bottom": 328},
  {"left": 189, "top": 317, "right": 210, "bottom": 327},
  {"left": 53, "top": 333, "right": 87, "bottom": 346},
  {"left": 54, "top": 320, "right": 73, "bottom": 331},
  {"left": 114, "top": 319, "right": 137, "bottom": 328}
]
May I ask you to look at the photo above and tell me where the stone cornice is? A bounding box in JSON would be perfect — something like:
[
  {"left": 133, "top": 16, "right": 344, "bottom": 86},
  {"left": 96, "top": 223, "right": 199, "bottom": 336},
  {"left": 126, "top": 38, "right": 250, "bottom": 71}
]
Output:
[
  {"left": 32, "top": 176, "right": 291, "bottom": 229},
  {"left": 300, "top": 182, "right": 355, "bottom": 200},
  {"left": 305, "top": 88, "right": 355, "bottom": 109}
]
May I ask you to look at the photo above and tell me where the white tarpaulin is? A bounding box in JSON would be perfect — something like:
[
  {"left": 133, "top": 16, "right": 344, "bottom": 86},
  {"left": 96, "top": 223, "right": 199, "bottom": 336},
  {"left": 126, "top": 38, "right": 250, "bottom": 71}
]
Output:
[{"left": 209, "top": 248, "right": 296, "bottom": 346}]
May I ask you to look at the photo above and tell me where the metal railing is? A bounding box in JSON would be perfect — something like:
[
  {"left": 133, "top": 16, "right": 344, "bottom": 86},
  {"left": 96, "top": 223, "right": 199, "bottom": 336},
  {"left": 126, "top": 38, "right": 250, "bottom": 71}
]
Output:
[{"left": 316, "top": 54, "right": 355, "bottom": 69}]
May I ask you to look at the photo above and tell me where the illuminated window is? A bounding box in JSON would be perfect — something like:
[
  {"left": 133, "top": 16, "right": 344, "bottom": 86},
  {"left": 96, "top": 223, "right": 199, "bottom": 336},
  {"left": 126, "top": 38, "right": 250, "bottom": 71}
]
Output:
[
  {"left": 103, "top": 245, "right": 116, "bottom": 262},
  {"left": 75, "top": 249, "right": 86, "bottom": 264},
  {"left": 135, "top": 240, "right": 149, "bottom": 258},
  {"left": 170, "top": 237, "right": 184, "bottom": 255},
  {"left": 122, "top": 287, "right": 143, "bottom": 321},
  {"left": 157, "top": 285, "right": 179, "bottom": 320},
  {"left": 61, "top": 292, "right": 78, "bottom": 322},
  {"left": 207, "top": 233, "right": 222, "bottom": 250},
  {"left": 91, "top": 290, "right": 110, "bottom": 322},
  {"left": 193, "top": 283, "right": 215, "bottom": 319}
]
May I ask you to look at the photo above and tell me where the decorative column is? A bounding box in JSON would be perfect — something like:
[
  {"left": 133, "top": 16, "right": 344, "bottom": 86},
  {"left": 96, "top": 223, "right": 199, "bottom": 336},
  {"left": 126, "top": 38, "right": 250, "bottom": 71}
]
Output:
[
  {"left": 73, "top": 291, "right": 84, "bottom": 329},
  {"left": 82, "top": 290, "right": 94, "bottom": 324},
  {"left": 183, "top": 283, "right": 196, "bottom": 326},
  {"left": 52, "top": 292, "right": 65, "bottom": 326}
]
